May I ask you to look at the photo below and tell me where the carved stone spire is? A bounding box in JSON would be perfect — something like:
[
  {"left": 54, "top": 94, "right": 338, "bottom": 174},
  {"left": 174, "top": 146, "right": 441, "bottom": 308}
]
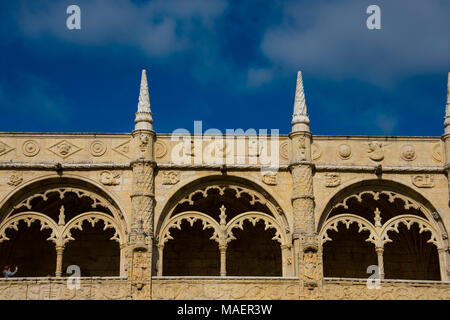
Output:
[
  {"left": 291, "top": 71, "right": 310, "bottom": 132},
  {"left": 445, "top": 72, "right": 450, "bottom": 134},
  {"left": 134, "top": 69, "right": 153, "bottom": 132}
]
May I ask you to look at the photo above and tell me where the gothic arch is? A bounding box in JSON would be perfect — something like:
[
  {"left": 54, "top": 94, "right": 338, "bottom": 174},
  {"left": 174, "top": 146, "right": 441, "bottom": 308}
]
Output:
[
  {"left": 156, "top": 175, "right": 292, "bottom": 277},
  {"left": 0, "top": 174, "right": 127, "bottom": 232},
  {"left": 156, "top": 174, "right": 289, "bottom": 234},
  {"left": 319, "top": 179, "right": 448, "bottom": 281},
  {"left": 0, "top": 175, "right": 127, "bottom": 277}
]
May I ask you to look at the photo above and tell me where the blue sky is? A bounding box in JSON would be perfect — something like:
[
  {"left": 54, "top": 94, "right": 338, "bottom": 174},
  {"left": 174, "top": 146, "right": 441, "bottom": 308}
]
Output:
[{"left": 0, "top": 0, "right": 449, "bottom": 135}]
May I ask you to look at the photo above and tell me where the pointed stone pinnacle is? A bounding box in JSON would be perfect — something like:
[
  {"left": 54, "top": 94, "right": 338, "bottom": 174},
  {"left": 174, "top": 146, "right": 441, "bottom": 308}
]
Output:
[
  {"left": 291, "top": 71, "right": 310, "bottom": 132},
  {"left": 444, "top": 72, "right": 450, "bottom": 133},
  {"left": 134, "top": 69, "right": 154, "bottom": 132}
]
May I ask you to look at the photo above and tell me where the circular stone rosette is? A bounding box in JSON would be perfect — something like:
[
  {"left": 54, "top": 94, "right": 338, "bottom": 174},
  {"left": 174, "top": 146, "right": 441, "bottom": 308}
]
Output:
[
  {"left": 154, "top": 141, "right": 167, "bottom": 159},
  {"left": 337, "top": 144, "right": 352, "bottom": 160},
  {"left": 22, "top": 140, "right": 40, "bottom": 157},
  {"left": 90, "top": 140, "right": 107, "bottom": 157},
  {"left": 279, "top": 142, "right": 289, "bottom": 159}
]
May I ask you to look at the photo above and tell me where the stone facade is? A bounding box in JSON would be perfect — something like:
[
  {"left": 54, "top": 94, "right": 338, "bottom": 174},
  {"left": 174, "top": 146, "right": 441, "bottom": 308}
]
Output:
[{"left": 0, "top": 70, "right": 449, "bottom": 299}]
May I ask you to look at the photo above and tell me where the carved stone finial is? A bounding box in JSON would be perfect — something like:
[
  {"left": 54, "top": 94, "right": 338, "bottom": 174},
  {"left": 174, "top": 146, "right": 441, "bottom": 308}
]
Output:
[
  {"left": 134, "top": 69, "right": 154, "bottom": 132},
  {"left": 291, "top": 71, "right": 310, "bottom": 132},
  {"left": 219, "top": 205, "right": 227, "bottom": 226},
  {"left": 444, "top": 72, "right": 450, "bottom": 133},
  {"left": 58, "top": 205, "right": 66, "bottom": 226},
  {"left": 374, "top": 208, "right": 382, "bottom": 227}
]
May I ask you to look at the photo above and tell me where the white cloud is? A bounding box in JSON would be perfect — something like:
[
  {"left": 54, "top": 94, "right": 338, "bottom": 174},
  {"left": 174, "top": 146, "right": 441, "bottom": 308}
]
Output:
[
  {"left": 260, "top": 0, "right": 450, "bottom": 85},
  {"left": 246, "top": 67, "right": 274, "bottom": 88},
  {"left": 15, "top": 0, "right": 227, "bottom": 57}
]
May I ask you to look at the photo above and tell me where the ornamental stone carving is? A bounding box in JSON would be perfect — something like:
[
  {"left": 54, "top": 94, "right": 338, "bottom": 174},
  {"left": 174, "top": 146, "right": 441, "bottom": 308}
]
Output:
[
  {"left": 432, "top": 143, "right": 443, "bottom": 163},
  {"left": 337, "top": 144, "right": 352, "bottom": 160},
  {"left": 113, "top": 140, "right": 131, "bottom": 159},
  {"left": 162, "top": 171, "right": 180, "bottom": 185},
  {"left": 99, "top": 171, "right": 121, "bottom": 186},
  {"left": 311, "top": 143, "right": 322, "bottom": 160},
  {"left": 0, "top": 140, "right": 14, "bottom": 157},
  {"left": 367, "top": 141, "right": 385, "bottom": 161},
  {"left": 7, "top": 171, "right": 23, "bottom": 186},
  {"left": 154, "top": 140, "right": 167, "bottom": 158},
  {"left": 412, "top": 174, "right": 434, "bottom": 188},
  {"left": 401, "top": 144, "right": 416, "bottom": 161},
  {"left": 89, "top": 140, "right": 107, "bottom": 157},
  {"left": 280, "top": 142, "right": 289, "bottom": 160},
  {"left": 262, "top": 172, "right": 277, "bottom": 185},
  {"left": 48, "top": 140, "right": 81, "bottom": 159},
  {"left": 22, "top": 140, "right": 40, "bottom": 157},
  {"left": 139, "top": 133, "right": 150, "bottom": 152},
  {"left": 325, "top": 173, "right": 341, "bottom": 187}
]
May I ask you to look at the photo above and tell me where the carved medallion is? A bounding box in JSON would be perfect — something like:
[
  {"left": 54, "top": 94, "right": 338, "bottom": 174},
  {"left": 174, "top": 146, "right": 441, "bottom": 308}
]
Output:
[
  {"left": 162, "top": 171, "right": 179, "bottom": 185},
  {"left": 432, "top": 144, "right": 443, "bottom": 163},
  {"left": 7, "top": 171, "right": 23, "bottom": 186},
  {"left": 155, "top": 141, "right": 167, "bottom": 159},
  {"left": 48, "top": 140, "right": 82, "bottom": 159},
  {"left": 113, "top": 140, "right": 131, "bottom": 159},
  {"left": 367, "top": 141, "right": 385, "bottom": 161},
  {"left": 337, "top": 144, "right": 352, "bottom": 160},
  {"left": 280, "top": 142, "right": 289, "bottom": 160},
  {"left": 411, "top": 174, "right": 434, "bottom": 188},
  {"left": 139, "top": 133, "right": 150, "bottom": 152},
  {"left": 400, "top": 144, "right": 416, "bottom": 161},
  {"left": 311, "top": 143, "right": 322, "bottom": 160},
  {"left": 89, "top": 140, "right": 107, "bottom": 157},
  {"left": 22, "top": 140, "right": 40, "bottom": 157},
  {"left": 325, "top": 173, "right": 341, "bottom": 187},
  {"left": 262, "top": 172, "right": 277, "bottom": 185},
  {"left": 0, "top": 141, "right": 14, "bottom": 157},
  {"left": 99, "top": 171, "right": 121, "bottom": 186}
]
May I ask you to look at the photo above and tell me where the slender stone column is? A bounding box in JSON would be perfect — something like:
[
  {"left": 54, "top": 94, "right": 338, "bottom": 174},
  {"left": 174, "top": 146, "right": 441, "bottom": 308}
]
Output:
[
  {"left": 438, "top": 248, "right": 448, "bottom": 281},
  {"left": 375, "top": 247, "right": 385, "bottom": 280},
  {"left": 157, "top": 244, "right": 164, "bottom": 276},
  {"left": 219, "top": 245, "right": 227, "bottom": 277},
  {"left": 55, "top": 245, "right": 65, "bottom": 277},
  {"left": 289, "top": 71, "right": 321, "bottom": 293},
  {"left": 440, "top": 72, "right": 450, "bottom": 280},
  {"left": 281, "top": 244, "right": 292, "bottom": 276},
  {"left": 128, "top": 69, "right": 156, "bottom": 300}
]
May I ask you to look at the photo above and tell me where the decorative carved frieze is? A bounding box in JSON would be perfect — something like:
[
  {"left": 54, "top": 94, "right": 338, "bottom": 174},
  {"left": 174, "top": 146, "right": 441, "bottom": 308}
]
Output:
[
  {"left": 325, "top": 173, "right": 341, "bottom": 187},
  {"left": 262, "top": 172, "right": 277, "bottom": 185},
  {"left": 400, "top": 144, "right": 416, "bottom": 161},
  {"left": 89, "top": 140, "right": 107, "bottom": 157},
  {"left": 432, "top": 144, "right": 443, "bottom": 163},
  {"left": 0, "top": 140, "right": 14, "bottom": 157},
  {"left": 337, "top": 144, "right": 352, "bottom": 160},
  {"left": 311, "top": 143, "right": 322, "bottom": 160},
  {"left": 139, "top": 133, "right": 150, "bottom": 152},
  {"left": 280, "top": 142, "right": 289, "bottom": 160},
  {"left": 412, "top": 174, "right": 434, "bottom": 188},
  {"left": 22, "top": 140, "right": 40, "bottom": 157},
  {"left": 99, "top": 171, "right": 121, "bottom": 186},
  {"left": 367, "top": 141, "right": 385, "bottom": 161},
  {"left": 48, "top": 140, "right": 81, "bottom": 159},
  {"left": 154, "top": 140, "right": 167, "bottom": 159},
  {"left": 7, "top": 171, "right": 23, "bottom": 186},
  {"left": 113, "top": 140, "right": 131, "bottom": 159},
  {"left": 162, "top": 171, "right": 179, "bottom": 185}
]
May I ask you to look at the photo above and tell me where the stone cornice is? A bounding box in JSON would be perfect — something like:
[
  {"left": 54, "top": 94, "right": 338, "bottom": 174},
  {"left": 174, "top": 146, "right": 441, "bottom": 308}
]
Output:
[{"left": 0, "top": 162, "right": 130, "bottom": 170}]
